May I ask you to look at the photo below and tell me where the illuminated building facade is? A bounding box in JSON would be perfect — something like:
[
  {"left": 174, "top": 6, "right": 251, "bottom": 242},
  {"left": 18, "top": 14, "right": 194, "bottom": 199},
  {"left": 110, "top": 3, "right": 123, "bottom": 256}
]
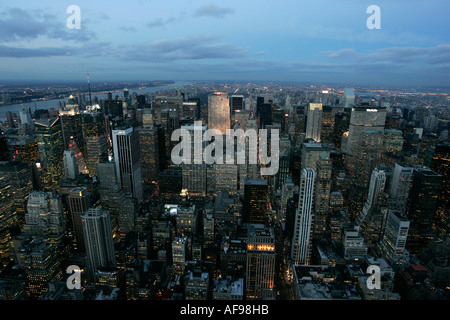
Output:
[{"left": 245, "top": 224, "right": 275, "bottom": 300}]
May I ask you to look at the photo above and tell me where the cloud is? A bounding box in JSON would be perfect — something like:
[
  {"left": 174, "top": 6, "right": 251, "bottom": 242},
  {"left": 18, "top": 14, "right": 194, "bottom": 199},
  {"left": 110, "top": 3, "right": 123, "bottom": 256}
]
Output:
[
  {"left": 194, "top": 4, "right": 235, "bottom": 18},
  {"left": 0, "top": 42, "right": 112, "bottom": 58},
  {"left": 0, "top": 7, "right": 96, "bottom": 43},
  {"left": 120, "top": 35, "right": 248, "bottom": 62},
  {"left": 321, "top": 45, "right": 450, "bottom": 65},
  {"left": 146, "top": 16, "right": 184, "bottom": 28}
]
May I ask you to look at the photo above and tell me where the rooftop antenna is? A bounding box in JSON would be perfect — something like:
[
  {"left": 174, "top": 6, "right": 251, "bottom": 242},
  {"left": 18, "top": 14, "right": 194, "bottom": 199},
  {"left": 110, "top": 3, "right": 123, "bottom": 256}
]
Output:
[{"left": 87, "top": 72, "right": 92, "bottom": 107}]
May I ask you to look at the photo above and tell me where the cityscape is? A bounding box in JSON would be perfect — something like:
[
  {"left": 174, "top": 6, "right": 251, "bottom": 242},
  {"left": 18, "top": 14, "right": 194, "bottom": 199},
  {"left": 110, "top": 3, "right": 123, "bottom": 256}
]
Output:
[{"left": 0, "top": 1, "right": 449, "bottom": 312}]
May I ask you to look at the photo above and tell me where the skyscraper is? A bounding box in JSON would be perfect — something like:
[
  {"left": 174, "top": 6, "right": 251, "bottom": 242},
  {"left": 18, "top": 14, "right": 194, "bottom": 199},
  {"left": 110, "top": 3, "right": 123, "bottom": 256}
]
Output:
[
  {"left": 431, "top": 144, "right": 450, "bottom": 237},
  {"left": 81, "top": 207, "right": 116, "bottom": 282},
  {"left": 291, "top": 168, "right": 315, "bottom": 265},
  {"left": 68, "top": 187, "right": 91, "bottom": 252},
  {"left": 305, "top": 103, "right": 322, "bottom": 142},
  {"left": 246, "top": 224, "right": 275, "bottom": 300},
  {"left": 63, "top": 150, "right": 78, "bottom": 180},
  {"left": 181, "top": 123, "right": 207, "bottom": 196},
  {"left": 34, "top": 117, "right": 64, "bottom": 190},
  {"left": 313, "top": 152, "right": 332, "bottom": 238},
  {"left": 112, "top": 127, "right": 143, "bottom": 202},
  {"left": 243, "top": 178, "right": 268, "bottom": 224},
  {"left": 208, "top": 92, "right": 230, "bottom": 134},
  {"left": 24, "top": 190, "right": 66, "bottom": 247},
  {"left": 377, "top": 210, "right": 410, "bottom": 270},
  {"left": 82, "top": 111, "right": 108, "bottom": 177},
  {"left": 345, "top": 104, "right": 387, "bottom": 173},
  {"left": 137, "top": 125, "right": 166, "bottom": 184},
  {"left": 389, "top": 163, "right": 413, "bottom": 212},
  {"left": 405, "top": 167, "right": 443, "bottom": 254},
  {"left": 0, "top": 161, "right": 33, "bottom": 223}
]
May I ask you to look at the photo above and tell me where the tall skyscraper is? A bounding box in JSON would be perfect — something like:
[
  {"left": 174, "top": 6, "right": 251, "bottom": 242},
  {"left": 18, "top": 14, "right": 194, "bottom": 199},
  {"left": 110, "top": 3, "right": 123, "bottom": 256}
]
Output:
[
  {"left": 208, "top": 92, "right": 230, "bottom": 134},
  {"left": 305, "top": 103, "right": 322, "bottom": 142},
  {"left": 63, "top": 150, "right": 78, "bottom": 180},
  {"left": 291, "top": 168, "right": 315, "bottom": 265},
  {"left": 246, "top": 224, "right": 276, "bottom": 300},
  {"left": 68, "top": 187, "right": 91, "bottom": 252},
  {"left": 82, "top": 111, "right": 108, "bottom": 177},
  {"left": 353, "top": 130, "right": 384, "bottom": 187},
  {"left": 313, "top": 152, "right": 332, "bottom": 238},
  {"left": 137, "top": 125, "right": 166, "bottom": 184},
  {"left": 81, "top": 207, "right": 116, "bottom": 282},
  {"left": 301, "top": 142, "right": 329, "bottom": 173},
  {"left": 230, "top": 95, "right": 244, "bottom": 113},
  {"left": 243, "top": 178, "right": 268, "bottom": 224},
  {"left": 345, "top": 104, "right": 387, "bottom": 173},
  {"left": 389, "top": 163, "right": 413, "bottom": 212},
  {"left": 357, "top": 167, "right": 388, "bottom": 244},
  {"left": 181, "top": 123, "right": 207, "bottom": 196},
  {"left": 431, "top": 144, "right": 450, "bottom": 237},
  {"left": 405, "top": 167, "right": 443, "bottom": 254},
  {"left": 34, "top": 117, "right": 64, "bottom": 190},
  {"left": 0, "top": 161, "right": 33, "bottom": 223},
  {"left": 112, "top": 127, "right": 143, "bottom": 202}
]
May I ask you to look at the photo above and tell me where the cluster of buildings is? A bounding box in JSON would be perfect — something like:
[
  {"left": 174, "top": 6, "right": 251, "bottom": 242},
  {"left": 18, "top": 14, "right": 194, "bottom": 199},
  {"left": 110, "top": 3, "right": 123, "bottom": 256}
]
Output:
[{"left": 0, "top": 82, "right": 448, "bottom": 300}]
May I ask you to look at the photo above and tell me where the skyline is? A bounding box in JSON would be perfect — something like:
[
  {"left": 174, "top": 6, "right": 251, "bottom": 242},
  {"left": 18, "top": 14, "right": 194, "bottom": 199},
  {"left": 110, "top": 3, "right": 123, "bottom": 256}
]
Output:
[{"left": 0, "top": 1, "right": 449, "bottom": 87}]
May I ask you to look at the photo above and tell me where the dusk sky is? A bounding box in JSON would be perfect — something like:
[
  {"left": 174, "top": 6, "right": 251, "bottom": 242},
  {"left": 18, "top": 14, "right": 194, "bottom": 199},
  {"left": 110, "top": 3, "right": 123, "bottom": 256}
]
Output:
[{"left": 1, "top": 0, "right": 449, "bottom": 87}]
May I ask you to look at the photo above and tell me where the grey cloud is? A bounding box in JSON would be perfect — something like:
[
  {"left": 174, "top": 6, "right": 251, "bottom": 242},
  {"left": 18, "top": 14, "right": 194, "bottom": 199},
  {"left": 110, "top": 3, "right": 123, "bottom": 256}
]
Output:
[
  {"left": 0, "top": 42, "right": 112, "bottom": 58},
  {"left": 146, "top": 16, "right": 183, "bottom": 28},
  {"left": 0, "top": 7, "right": 96, "bottom": 43},
  {"left": 194, "top": 4, "right": 234, "bottom": 18},
  {"left": 121, "top": 35, "right": 248, "bottom": 62},
  {"left": 321, "top": 45, "right": 450, "bottom": 65}
]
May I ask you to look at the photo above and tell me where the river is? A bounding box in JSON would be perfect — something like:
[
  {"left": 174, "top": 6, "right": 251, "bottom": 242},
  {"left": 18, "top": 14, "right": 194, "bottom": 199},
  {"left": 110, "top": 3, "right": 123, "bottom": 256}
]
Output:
[{"left": 0, "top": 81, "right": 192, "bottom": 119}]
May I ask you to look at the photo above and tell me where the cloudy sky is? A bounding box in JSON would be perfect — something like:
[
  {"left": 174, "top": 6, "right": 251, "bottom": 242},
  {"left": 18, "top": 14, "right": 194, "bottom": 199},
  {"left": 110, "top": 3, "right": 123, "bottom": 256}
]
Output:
[{"left": 0, "top": 0, "right": 449, "bottom": 87}]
